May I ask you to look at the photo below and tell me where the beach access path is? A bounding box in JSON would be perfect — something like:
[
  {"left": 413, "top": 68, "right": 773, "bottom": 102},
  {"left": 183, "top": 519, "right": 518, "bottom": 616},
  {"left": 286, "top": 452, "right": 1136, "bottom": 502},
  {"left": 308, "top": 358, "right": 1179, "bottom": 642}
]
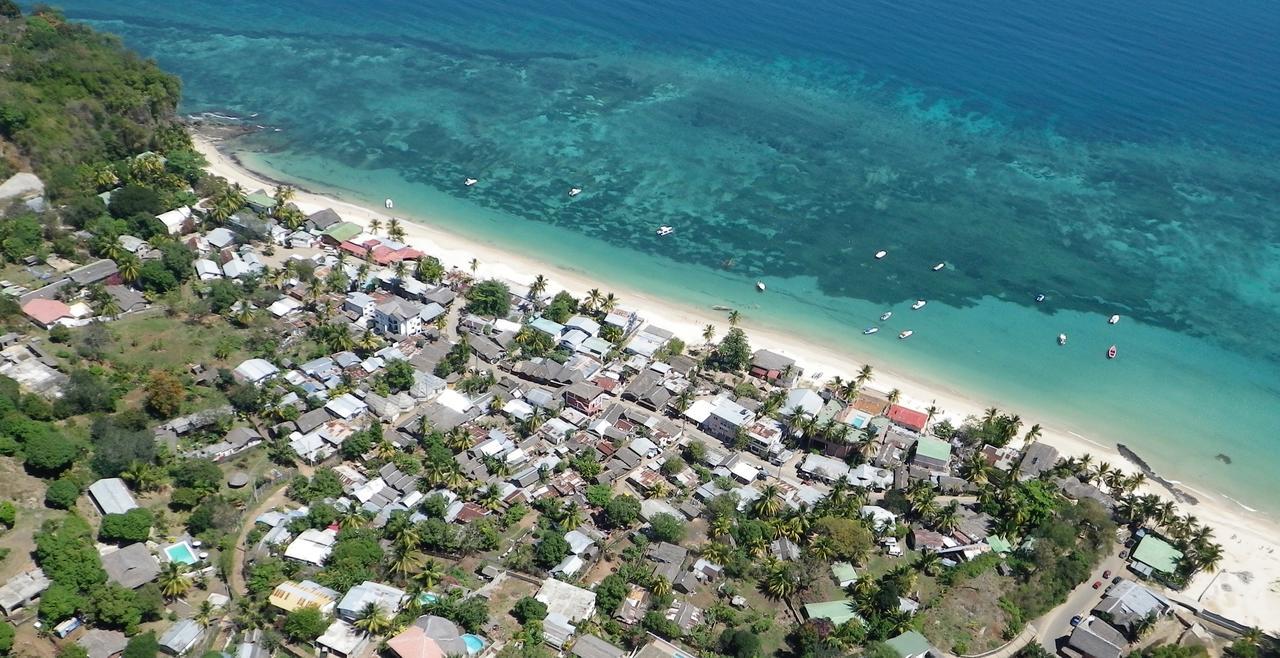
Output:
[{"left": 192, "top": 134, "right": 1280, "bottom": 631}]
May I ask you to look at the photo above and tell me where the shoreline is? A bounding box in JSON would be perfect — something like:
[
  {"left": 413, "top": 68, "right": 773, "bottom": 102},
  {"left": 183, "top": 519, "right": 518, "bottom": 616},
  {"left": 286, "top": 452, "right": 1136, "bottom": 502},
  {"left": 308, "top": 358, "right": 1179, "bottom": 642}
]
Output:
[{"left": 191, "top": 132, "right": 1280, "bottom": 630}]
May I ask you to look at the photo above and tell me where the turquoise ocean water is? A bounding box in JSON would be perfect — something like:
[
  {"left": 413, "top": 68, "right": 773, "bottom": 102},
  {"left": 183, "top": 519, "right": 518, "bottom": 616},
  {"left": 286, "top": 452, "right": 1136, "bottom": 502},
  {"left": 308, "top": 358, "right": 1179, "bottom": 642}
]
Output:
[{"left": 46, "top": 0, "right": 1280, "bottom": 513}]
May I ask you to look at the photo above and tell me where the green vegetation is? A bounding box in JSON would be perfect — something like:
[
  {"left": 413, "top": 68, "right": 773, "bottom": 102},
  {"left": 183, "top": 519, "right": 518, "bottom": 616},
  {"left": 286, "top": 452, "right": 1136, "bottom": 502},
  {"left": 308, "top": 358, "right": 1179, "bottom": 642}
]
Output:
[
  {"left": 465, "top": 279, "right": 511, "bottom": 317},
  {"left": 99, "top": 508, "right": 154, "bottom": 544},
  {"left": 707, "top": 327, "right": 752, "bottom": 373},
  {"left": 283, "top": 606, "right": 330, "bottom": 642}
]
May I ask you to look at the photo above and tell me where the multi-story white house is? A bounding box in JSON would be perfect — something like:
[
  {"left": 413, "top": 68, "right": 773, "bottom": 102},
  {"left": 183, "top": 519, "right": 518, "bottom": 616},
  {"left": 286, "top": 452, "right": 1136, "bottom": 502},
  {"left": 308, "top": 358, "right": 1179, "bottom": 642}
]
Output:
[{"left": 374, "top": 298, "right": 444, "bottom": 338}]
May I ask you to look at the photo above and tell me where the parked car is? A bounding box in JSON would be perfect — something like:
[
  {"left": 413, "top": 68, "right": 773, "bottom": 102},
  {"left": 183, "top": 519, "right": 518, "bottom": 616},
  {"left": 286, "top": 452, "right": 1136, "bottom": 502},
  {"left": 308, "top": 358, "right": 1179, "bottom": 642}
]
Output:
[
  {"left": 1103, "top": 569, "right": 1112, "bottom": 579},
  {"left": 1071, "top": 615, "right": 1083, "bottom": 627},
  {"left": 1092, "top": 581, "right": 1102, "bottom": 589}
]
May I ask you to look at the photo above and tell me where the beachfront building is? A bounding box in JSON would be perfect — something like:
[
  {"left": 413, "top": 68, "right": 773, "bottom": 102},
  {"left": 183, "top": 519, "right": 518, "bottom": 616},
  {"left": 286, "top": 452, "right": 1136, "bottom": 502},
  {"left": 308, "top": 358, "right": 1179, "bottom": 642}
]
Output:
[
  {"left": 749, "top": 349, "right": 798, "bottom": 384},
  {"left": 1129, "top": 533, "right": 1183, "bottom": 579},
  {"left": 887, "top": 404, "right": 929, "bottom": 433}
]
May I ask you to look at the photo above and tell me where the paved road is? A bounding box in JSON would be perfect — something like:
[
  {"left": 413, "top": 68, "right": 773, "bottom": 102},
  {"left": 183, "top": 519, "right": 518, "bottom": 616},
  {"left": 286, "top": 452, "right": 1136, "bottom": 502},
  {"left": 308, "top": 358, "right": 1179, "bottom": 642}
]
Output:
[{"left": 1035, "top": 549, "right": 1127, "bottom": 651}]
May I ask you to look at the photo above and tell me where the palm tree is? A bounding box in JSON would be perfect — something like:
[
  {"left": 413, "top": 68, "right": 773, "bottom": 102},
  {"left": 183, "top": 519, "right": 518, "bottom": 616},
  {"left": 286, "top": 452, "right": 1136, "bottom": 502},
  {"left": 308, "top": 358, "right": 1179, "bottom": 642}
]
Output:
[
  {"left": 117, "top": 255, "right": 141, "bottom": 283},
  {"left": 468, "top": 258, "right": 479, "bottom": 274},
  {"left": 650, "top": 575, "right": 672, "bottom": 598},
  {"left": 339, "top": 507, "right": 369, "bottom": 530},
  {"left": 415, "top": 559, "right": 445, "bottom": 591},
  {"left": 387, "top": 218, "right": 405, "bottom": 242},
  {"left": 600, "top": 292, "right": 619, "bottom": 313},
  {"left": 960, "top": 451, "right": 991, "bottom": 486},
  {"left": 727, "top": 309, "right": 742, "bottom": 327},
  {"left": 561, "top": 502, "right": 585, "bottom": 531},
  {"left": 762, "top": 562, "right": 798, "bottom": 602},
  {"left": 924, "top": 403, "right": 940, "bottom": 432},
  {"left": 159, "top": 562, "right": 192, "bottom": 600},
  {"left": 807, "top": 535, "right": 836, "bottom": 562},
  {"left": 701, "top": 324, "right": 716, "bottom": 346},
  {"left": 368, "top": 218, "right": 382, "bottom": 236},
  {"left": 855, "top": 364, "right": 874, "bottom": 388},
  {"left": 887, "top": 389, "right": 901, "bottom": 406},
  {"left": 752, "top": 484, "right": 783, "bottom": 518},
  {"left": 528, "top": 274, "right": 548, "bottom": 301},
  {"left": 353, "top": 602, "right": 393, "bottom": 636},
  {"left": 194, "top": 599, "right": 218, "bottom": 628},
  {"left": 931, "top": 501, "right": 961, "bottom": 534},
  {"left": 700, "top": 541, "right": 732, "bottom": 565},
  {"left": 710, "top": 516, "right": 733, "bottom": 539},
  {"left": 914, "top": 552, "right": 943, "bottom": 576},
  {"left": 94, "top": 295, "right": 122, "bottom": 319},
  {"left": 584, "top": 288, "right": 603, "bottom": 311},
  {"left": 1023, "top": 423, "right": 1043, "bottom": 444},
  {"left": 390, "top": 546, "right": 425, "bottom": 580}
]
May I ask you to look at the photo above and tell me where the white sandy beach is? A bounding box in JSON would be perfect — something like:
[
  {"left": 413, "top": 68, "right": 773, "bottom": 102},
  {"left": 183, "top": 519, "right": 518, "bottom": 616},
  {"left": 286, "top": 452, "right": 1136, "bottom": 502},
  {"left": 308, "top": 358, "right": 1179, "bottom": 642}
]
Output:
[{"left": 194, "top": 134, "right": 1280, "bottom": 631}]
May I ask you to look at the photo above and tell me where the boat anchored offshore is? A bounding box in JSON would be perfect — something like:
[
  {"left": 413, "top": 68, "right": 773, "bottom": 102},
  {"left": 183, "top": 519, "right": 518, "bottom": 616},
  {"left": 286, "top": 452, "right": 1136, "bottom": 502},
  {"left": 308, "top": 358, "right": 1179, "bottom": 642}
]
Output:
[
  {"left": 1107, "top": 344, "right": 1117, "bottom": 359},
  {"left": 1035, "top": 293, "right": 1046, "bottom": 303},
  {"left": 899, "top": 330, "right": 913, "bottom": 339},
  {"left": 1108, "top": 314, "right": 1120, "bottom": 324},
  {"left": 464, "top": 178, "right": 478, "bottom": 187},
  {"left": 863, "top": 327, "right": 879, "bottom": 335},
  {"left": 932, "top": 262, "right": 945, "bottom": 271},
  {"left": 1058, "top": 333, "right": 1067, "bottom": 345},
  {"left": 911, "top": 300, "right": 927, "bottom": 310},
  {"left": 568, "top": 187, "right": 582, "bottom": 197},
  {"left": 384, "top": 198, "right": 394, "bottom": 209},
  {"left": 656, "top": 226, "right": 674, "bottom": 236},
  {"left": 874, "top": 250, "right": 888, "bottom": 259},
  {"left": 880, "top": 311, "right": 892, "bottom": 321},
  {"left": 755, "top": 281, "right": 766, "bottom": 292}
]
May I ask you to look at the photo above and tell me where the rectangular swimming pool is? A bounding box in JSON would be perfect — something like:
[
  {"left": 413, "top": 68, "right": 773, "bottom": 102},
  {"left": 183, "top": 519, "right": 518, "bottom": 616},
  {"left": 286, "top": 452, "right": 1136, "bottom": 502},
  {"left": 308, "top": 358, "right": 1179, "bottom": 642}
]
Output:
[{"left": 164, "top": 542, "right": 198, "bottom": 565}]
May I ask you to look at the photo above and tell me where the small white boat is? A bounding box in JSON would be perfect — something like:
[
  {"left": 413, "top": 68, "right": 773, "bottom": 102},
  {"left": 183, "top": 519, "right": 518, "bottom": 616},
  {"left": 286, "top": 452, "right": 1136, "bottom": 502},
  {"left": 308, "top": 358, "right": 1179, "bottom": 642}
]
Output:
[
  {"left": 880, "top": 311, "right": 892, "bottom": 321},
  {"left": 384, "top": 198, "right": 394, "bottom": 209},
  {"left": 656, "top": 226, "right": 674, "bottom": 236},
  {"left": 755, "top": 281, "right": 766, "bottom": 292},
  {"left": 1107, "top": 344, "right": 1117, "bottom": 359},
  {"left": 863, "top": 327, "right": 879, "bottom": 335},
  {"left": 464, "top": 178, "right": 478, "bottom": 187},
  {"left": 1035, "top": 293, "right": 1046, "bottom": 303},
  {"left": 911, "top": 300, "right": 927, "bottom": 310},
  {"left": 898, "top": 330, "right": 913, "bottom": 340},
  {"left": 874, "top": 250, "right": 888, "bottom": 260},
  {"left": 1058, "top": 333, "right": 1067, "bottom": 345},
  {"left": 1108, "top": 314, "right": 1120, "bottom": 325},
  {"left": 568, "top": 187, "right": 582, "bottom": 197},
  {"left": 932, "top": 262, "right": 945, "bottom": 271}
]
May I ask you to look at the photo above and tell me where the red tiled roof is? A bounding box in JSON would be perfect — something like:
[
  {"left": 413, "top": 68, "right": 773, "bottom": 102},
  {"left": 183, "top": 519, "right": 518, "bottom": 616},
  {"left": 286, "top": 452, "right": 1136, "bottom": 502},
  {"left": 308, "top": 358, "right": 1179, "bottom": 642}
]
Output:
[
  {"left": 22, "top": 298, "right": 71, "bottom": 326},
  {"left": 887, "top": 404, "right": 928, "bottom": 430},
  {"left": 387, "top": 627, "right": 444, "bottom": 658}
]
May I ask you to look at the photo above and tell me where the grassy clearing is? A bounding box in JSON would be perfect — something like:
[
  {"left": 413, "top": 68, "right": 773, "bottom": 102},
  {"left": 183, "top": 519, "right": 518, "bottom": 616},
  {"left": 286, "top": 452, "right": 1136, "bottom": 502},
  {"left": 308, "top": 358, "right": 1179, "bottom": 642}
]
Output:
[
  {"left": 90, "top": 312, "right": 249, "bottom": 371},
  {"left": 917, "top": 570, "right": 1011, "bottom": 654}
]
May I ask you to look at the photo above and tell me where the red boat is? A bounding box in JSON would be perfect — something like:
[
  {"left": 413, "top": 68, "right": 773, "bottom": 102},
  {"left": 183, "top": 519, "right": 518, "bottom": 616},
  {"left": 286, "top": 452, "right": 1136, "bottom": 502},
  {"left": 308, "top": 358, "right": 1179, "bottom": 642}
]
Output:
[{"left": 1107, "top": 345, "right": 1117, "bottom": 359}]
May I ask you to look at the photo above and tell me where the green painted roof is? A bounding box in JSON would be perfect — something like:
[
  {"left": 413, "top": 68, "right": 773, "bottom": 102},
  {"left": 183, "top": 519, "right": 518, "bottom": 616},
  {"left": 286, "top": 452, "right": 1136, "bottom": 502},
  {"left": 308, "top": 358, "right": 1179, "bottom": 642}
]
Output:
[
  {"left": 802, "top": 600, "right": 863, "bottom": 626},
  {"left": 914, "top": 436, "right": 952, "bottom": 462},
  {"left": 246, "top": 192, "right": 275, "bottom": 208},
  {"left": 831, "top": 562, "right": 858, "bottom": 583},
  {"left": 323, "top": 222, "right": 363, "bottom": 242},
  {"left": 986, "top": 534, "right": 1012, "bottom": 554},
  {"left": 885, "top": 630, "right": 932, "bottom": 658},
  {"left": 1132, "top": 534, "right": 1182, "bottom": 574}
]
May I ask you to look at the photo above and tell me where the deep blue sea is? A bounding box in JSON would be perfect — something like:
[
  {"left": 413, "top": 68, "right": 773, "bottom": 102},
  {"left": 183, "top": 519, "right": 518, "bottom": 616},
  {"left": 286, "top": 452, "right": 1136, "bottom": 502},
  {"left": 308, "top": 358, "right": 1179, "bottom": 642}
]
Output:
[{"left": 45, "top": 0, "right": 1280, "bottom": 513}]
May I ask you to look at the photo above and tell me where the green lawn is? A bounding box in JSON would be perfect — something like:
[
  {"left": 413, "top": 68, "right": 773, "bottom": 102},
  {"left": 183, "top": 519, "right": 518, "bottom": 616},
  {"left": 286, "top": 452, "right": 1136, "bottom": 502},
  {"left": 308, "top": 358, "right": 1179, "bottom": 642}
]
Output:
[{"left": 95, "top": 313, "right": 249, "bottom": 370}]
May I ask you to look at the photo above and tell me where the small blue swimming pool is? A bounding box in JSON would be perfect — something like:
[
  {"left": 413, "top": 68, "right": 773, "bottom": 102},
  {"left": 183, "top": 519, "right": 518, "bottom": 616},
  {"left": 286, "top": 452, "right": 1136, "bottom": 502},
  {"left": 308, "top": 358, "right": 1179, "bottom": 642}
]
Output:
[
  {"left": 164, "top": 542, "right": 198, "bottom": 565},
  {"left": 462, "top": 634, "right": 485, "bottom": 654},
  {"left": 416, "top": 592, "right": 439, "bottom": 605}
]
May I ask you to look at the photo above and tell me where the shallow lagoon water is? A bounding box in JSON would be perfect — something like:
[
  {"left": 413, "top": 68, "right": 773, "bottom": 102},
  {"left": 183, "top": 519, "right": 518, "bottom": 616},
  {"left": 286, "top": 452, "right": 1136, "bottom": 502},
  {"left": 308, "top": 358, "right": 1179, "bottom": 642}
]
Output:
[{"left": 52, "top": 0, "right": 1280, "bottom": 513}]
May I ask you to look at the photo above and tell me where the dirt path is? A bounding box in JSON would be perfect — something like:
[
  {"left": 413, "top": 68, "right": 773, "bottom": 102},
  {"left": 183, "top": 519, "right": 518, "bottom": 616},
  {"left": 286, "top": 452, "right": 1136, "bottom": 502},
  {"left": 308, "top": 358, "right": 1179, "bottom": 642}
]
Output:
[{"left": 227, "top": 465, "right": 312, "bottom": 598}]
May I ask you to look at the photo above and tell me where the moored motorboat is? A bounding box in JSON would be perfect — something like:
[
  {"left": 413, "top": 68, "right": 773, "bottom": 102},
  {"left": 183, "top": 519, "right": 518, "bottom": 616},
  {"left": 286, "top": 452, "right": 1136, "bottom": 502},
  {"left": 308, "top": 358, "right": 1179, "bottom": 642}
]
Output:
[
  {"left": 464, "top": 178, "right": 478, "bottom": 187},
  {"left": 1035, "top": 293, "right": 1046, "bottom": 303},
  {"left": 1107, "top": 344, "right": 1117, "bottom": 359},
  {"left": 874, "top": 250, "right": 887, "bottom": 259},
  {"left": 911, "top": 300, "right": 926, "bottom": 310},
  {"left": 898, "top": 330, "right": 913, "bottom": 339},
  {"left": 568, "top": 187, "right": 582, "bottom": 197},
  {"left": 656, "top": 226, "right": 674, "bottom": 236},
  {"left": 932, "top": 262, "right": 945, "bottom": 271},
  {"left": 1108, "top": 314, "right": 1120, "bottom": 324},
  {"left": 755, "top": 281, "right": 766, "bottom": 292},
  {"left": 880, "top": 311, "right": 892, "bottom": 321},
  {"left": 863, "top": 327, "right": 879, "bottom": 335},
  {"left": 384, "top": 198, "right": 394, "bottom": 209},
  {"left": 1058, "top": 333, "right": 1067, "bottom": 345}
]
